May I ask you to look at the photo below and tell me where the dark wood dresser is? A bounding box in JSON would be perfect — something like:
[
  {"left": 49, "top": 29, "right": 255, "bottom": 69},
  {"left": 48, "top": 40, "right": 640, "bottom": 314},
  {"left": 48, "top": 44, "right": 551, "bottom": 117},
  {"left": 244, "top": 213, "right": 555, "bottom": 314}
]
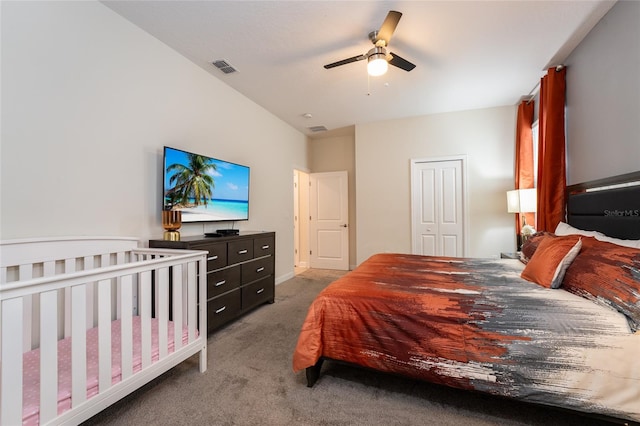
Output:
[{"left": 149, "top": 231, "right": 275, "bottom": 332}]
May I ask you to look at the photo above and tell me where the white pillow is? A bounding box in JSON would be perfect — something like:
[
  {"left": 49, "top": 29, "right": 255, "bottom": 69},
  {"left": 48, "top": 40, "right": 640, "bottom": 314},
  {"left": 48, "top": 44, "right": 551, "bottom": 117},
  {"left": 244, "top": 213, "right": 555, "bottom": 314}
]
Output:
[
  {"left": 555, "top": 221, "right": 640, "bottom": 248},
  {"left": 554, "top": 222, "right": 603, "bottom": 237},
  {"left": 595, "top": 235, "right": 640, "bottom": 249}
]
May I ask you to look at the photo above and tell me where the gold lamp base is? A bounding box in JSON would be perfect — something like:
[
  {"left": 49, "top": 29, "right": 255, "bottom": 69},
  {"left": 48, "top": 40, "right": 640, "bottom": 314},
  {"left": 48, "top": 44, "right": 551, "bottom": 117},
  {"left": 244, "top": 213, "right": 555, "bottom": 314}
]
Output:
[{"left": 163, "top": 230, "right": 181, "bottom": 241}]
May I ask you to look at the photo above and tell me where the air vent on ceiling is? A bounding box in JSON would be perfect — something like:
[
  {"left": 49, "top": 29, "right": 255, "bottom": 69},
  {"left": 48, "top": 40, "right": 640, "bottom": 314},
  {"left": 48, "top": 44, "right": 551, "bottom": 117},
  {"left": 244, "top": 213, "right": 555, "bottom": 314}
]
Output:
[
  {"left": 308, "top": 126, "right": 328, "bottom": 133},
  {"left": 212, "top": 60, "right": 238, "bottom": 74}
]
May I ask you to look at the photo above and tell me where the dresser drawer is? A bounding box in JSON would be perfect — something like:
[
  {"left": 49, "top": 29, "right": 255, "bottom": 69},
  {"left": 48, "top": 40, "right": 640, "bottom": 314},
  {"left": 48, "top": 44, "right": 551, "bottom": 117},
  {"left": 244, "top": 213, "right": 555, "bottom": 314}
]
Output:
[
  {"left": 241, "top": 256, "right": 274, "bottom": 284},
  {"left": 207, "top": 265, "right": 241, "bottom": 299},
  {"left": 253, "top": 235, "right": 275, "bottom": 257},
  {"left": 192, "top": 242, "right": 228, "bottom": 270},
  {"left": 228, "top": 239, "right": 254, "bottom": 264},
  {"left": 242, "top": 276, "right": 274, "bottom": 311},
  {"left": 207, "top": 289, "right": 241, "bottom": 331}
]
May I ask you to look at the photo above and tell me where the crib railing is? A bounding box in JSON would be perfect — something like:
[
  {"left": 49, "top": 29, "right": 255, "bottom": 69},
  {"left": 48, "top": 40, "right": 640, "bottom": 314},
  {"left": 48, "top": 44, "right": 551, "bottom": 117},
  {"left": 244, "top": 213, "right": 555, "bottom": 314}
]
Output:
[{"left": 0, "top": 238, "right": 207, "bottom": 426}]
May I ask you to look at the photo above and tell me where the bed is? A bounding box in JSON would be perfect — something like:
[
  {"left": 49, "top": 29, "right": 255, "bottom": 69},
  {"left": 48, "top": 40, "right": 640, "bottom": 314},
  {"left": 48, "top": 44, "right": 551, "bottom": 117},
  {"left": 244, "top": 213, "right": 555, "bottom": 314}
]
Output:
[
  {"left": 0, "top": 237, "right": 208, "bottom": 425},
  {"left": 293, "top": 172, "right": 640, "bottom": 423}
]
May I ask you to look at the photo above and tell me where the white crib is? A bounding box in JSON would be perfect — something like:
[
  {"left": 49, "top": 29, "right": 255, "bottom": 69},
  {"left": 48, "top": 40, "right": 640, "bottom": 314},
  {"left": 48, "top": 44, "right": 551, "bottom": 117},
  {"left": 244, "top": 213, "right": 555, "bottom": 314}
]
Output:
[{"left": 0, "top": 237, "right": 208, "bottom": 425}]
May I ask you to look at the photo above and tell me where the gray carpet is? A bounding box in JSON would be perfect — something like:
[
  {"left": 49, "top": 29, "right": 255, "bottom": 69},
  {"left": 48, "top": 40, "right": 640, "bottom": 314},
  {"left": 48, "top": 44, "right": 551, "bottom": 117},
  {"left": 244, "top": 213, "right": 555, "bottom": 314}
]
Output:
[{"left": 83, "top": 269, "right": 622, "bottom": 426}]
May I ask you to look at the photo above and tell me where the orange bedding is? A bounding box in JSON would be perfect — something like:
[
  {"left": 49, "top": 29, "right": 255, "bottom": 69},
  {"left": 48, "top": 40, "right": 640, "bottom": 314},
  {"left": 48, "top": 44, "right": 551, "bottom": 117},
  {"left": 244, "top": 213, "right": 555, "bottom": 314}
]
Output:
[{"left": 293, "top": 253, "right": 640, "bottom": 421}]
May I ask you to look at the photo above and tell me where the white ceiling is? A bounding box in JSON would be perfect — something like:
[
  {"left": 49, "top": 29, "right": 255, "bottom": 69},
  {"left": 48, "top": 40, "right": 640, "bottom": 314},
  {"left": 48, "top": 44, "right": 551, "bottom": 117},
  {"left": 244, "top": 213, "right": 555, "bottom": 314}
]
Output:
[{"left": 102, "top": 1, "right": 616, "bottom": 137}]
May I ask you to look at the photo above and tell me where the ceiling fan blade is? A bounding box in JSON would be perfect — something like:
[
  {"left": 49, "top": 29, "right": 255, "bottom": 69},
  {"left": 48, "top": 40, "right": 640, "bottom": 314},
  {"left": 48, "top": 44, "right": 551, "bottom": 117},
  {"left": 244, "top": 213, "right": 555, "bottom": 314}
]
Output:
[
  {"left": 324, "top": 54, "right": 366, "bottom": 69},
  {"left": 388, "top": 52, "right": 416, "bottom": 71},
  {"left": 376, "top": 11, "right": 402, "bottom": 45}
]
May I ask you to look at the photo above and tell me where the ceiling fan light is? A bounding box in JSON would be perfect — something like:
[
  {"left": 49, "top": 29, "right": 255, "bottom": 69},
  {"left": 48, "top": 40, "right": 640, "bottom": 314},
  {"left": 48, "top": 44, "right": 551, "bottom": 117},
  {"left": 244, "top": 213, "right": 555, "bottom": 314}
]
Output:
[{"left": 367, "top": 54, "right": 388, "bottom": 76}]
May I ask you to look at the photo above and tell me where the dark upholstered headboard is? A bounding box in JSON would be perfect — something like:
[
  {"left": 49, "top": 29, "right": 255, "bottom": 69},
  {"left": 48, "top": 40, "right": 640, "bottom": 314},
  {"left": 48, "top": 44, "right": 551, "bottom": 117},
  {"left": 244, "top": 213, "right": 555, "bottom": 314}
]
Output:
[{"left": 566, "top": 171, "right": 640, "bottom": 240}]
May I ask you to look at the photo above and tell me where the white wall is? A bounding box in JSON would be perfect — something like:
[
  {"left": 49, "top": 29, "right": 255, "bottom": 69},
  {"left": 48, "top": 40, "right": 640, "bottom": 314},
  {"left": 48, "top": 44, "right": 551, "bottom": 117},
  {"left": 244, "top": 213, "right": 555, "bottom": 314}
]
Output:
[
  {"left": 0, "top": 1, "right": 307, "bottom": 282},
  {"left": 355, "top": 106, "right": 517, "bottom": 263},
  {"left": 564, "top": 0, "right": 640, "bottom": 185}
]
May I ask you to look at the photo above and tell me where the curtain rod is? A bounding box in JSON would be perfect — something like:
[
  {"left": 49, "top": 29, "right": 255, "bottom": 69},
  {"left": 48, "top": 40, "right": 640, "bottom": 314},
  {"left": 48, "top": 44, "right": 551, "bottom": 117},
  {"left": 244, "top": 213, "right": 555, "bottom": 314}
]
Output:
[{"left": 523, "top": 64, "right": 565, "bottom": 103}]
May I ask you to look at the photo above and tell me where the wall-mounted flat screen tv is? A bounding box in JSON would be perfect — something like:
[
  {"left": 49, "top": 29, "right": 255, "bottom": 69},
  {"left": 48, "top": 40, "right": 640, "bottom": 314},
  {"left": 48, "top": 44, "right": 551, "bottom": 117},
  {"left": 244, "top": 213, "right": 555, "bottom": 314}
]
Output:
[{"left": 163, "top": 146, "right": 250, "bottom": 223}]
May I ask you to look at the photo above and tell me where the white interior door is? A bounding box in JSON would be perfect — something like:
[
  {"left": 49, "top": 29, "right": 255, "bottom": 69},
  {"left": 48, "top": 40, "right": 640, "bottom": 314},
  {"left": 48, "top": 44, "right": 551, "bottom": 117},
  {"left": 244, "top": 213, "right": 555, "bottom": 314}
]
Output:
[
  {"left": 309, "top": 171, "right": 349, "bottom": 270},
  {"left": 411, "top": 158, "right": 466, "bottom": 257}
]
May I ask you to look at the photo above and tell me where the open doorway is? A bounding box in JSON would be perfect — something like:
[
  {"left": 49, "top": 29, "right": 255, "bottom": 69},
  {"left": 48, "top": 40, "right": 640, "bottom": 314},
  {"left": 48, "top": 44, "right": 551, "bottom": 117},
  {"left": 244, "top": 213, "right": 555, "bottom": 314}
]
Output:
[{"left": 293, "top": 169, "right": 309, "bottom": 275}]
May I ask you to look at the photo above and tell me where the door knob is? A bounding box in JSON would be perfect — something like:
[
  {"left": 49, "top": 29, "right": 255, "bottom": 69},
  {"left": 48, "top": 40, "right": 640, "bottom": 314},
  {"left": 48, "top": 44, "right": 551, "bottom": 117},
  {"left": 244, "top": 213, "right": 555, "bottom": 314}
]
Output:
[{"left": 341, "top": 224, "right": 348, "bottom": 228}]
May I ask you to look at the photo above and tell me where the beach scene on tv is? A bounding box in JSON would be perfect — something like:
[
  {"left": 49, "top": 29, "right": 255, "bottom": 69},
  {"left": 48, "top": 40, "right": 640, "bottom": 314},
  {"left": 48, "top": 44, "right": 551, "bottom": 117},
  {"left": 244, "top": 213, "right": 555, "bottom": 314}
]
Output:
[{"left": 164, "top": 147, "right": 250, "bottom": 222}]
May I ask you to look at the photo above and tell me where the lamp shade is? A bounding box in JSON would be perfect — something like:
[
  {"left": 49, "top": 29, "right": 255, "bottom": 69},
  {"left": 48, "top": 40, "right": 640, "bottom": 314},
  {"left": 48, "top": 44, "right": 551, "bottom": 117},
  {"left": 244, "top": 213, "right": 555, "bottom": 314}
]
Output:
[{"left": 506, "top": 188, "right": 537, "bottom": 213}]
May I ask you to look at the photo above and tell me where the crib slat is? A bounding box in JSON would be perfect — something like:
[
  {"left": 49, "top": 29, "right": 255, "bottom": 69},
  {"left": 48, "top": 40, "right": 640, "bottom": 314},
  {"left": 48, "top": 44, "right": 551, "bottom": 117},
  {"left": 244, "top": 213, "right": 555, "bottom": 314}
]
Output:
[
  {"left": 84, "top": 256, "right": 96, "bottom": 330},
  {"left": 19, "top": 264, "right": 33, "bottom": 352},
  {"left": 43, "top": 260, "right": 55, "bottom": 277},
  {"left": 198, "top": 257, "right": 207, "bottom": 372},
  {"left": 39, "top": 289, "right": 58, "bottom": 423},
  {"left": 140, "top": 270, "right": 152, "bottom": 368},
  {"left": 71, "top": 284, "right": 87, "bottom": 407},
  {"left": 116, "top": 252, "right": 125, "bottom": 319},
  {"left": 98, "top": 279, "right": 112, "bottom": 392},
  {"left": 172, "top": 264, "right": 183, "bottom": 351},
  {"left": 181, "top": 263, "right": 189, "bottom": 325},
  {"left": 158, "top": 267, "right": 169, "bottom": 359},
  {"left": 187, "top": 261, "right": 197, "bottom": 342},
  {"left": 64, "top": 257, "right": 75, "bottom": 338},
  {"left": 120, "top": 274, "right": 134, "bottom": 380},
  {"left": 1, "top": 297, "right": 23, "bottom": 426}
]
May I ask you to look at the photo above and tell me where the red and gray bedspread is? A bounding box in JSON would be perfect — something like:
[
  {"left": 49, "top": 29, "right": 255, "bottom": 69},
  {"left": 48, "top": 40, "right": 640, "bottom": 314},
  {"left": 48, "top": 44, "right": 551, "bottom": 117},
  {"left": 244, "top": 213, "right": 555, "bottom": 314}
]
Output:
[{"left": 293, "top": 253, "right": 640, "bottom": 422}]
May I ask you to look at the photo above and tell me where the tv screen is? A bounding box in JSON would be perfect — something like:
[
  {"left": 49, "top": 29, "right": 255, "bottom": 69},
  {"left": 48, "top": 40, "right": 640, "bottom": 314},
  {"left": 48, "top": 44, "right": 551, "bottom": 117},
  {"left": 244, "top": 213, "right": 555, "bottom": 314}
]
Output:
[{"left": 163, "top": 146, "right": 250, "bottom": 223}]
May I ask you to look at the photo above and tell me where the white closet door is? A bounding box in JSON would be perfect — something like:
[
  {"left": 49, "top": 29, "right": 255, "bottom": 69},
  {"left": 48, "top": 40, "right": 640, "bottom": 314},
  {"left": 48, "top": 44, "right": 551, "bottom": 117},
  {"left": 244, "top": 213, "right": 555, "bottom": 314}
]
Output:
[{"left": 411, "top": 158, "right": 466, "bottom": 257}]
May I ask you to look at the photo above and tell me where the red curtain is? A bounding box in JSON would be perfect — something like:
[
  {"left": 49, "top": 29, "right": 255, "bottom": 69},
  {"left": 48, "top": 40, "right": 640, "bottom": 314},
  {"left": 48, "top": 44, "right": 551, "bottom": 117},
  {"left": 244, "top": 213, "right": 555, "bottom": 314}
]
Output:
[
  {"left": 515, "top": 100, "right": 535, "bottom": 232},
  {"left": 536, "top": 67, "right": 567, "bottom": 232}
]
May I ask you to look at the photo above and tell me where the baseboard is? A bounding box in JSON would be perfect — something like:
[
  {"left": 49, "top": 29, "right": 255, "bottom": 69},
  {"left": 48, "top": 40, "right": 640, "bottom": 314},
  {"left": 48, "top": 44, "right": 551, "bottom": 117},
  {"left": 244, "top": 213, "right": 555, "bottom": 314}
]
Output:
[{"left": 276, "top": 271, "right": 294, "bottom": 285}]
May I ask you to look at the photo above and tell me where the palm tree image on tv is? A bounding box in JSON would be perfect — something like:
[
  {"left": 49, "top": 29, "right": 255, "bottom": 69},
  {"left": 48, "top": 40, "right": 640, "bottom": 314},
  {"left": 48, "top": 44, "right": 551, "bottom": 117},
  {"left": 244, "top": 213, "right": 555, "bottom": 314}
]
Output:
[
  {"left": 163, "top": 147, "right": 250, "bottom": 222},
  {"left": 165, "top": 154, "right": 217, "bottom": 209}
]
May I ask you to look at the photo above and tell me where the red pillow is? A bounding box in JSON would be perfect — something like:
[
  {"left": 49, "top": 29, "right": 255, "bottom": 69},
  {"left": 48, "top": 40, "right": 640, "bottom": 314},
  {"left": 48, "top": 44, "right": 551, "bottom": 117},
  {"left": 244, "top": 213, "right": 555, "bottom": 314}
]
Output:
[
  {"left": 521, "top": 235, "right": 582, "bottom": 288},
  {"left": 520, "top": 231, "right": 555, "bottom": 264},
  {"left": 562, "top": 237, "right": 640, "bottom": 330}
]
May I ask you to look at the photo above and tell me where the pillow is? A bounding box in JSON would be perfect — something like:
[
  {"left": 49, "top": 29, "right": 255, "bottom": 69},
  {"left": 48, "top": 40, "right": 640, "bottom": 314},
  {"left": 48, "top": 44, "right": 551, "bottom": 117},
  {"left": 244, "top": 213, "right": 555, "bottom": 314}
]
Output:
[
  {"left": 555, "top": 221, "right": 640, "bottom": 249},
  {"left": 520, "top": 231, "right": 555, "bottom": 264},
  {"left": 562, "top": 237, "right": 640, "bottom": 331},
  {"left": 594, "top": 234, "right": 640, "bottom": 249},
  {"left": 554, "top": 221, "right": 604, "bottom": 238},
  {"left": 521, "top": 235, "right": 582, "bottom": 289}
]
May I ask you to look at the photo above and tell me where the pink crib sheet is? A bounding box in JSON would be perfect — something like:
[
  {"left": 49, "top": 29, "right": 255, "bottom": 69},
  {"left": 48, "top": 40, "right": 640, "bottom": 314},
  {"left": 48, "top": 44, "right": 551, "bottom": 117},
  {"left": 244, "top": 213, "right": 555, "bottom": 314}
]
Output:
[{"left": 21, "top": 317, "right": 192, "bottom": 425}]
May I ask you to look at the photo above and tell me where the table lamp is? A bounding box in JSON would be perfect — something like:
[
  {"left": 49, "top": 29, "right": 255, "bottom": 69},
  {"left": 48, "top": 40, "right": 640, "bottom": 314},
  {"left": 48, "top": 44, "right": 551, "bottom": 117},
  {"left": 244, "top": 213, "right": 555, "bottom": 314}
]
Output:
[{"left": 507, "top": 188, "right": 537, "bottom": 246}]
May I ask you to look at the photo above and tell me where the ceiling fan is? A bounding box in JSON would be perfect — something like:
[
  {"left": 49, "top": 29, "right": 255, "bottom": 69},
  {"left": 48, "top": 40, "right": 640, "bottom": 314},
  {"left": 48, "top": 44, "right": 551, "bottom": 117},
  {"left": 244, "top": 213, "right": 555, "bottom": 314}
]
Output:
[{"left": 324, "top": 10, "right": 416, "bottom": 76}]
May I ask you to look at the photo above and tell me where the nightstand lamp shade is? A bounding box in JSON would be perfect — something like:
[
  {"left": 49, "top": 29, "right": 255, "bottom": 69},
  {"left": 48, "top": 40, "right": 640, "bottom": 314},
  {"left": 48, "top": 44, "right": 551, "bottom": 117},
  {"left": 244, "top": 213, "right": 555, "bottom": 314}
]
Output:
[{"left": 507, "top": 188, "right": 537, "bottom": 214}]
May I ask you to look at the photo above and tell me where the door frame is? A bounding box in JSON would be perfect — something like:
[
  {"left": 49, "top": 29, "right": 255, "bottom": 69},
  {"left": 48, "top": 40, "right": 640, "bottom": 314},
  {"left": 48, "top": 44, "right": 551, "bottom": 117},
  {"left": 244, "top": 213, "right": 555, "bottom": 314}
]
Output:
[
  {"left": 410, "top": 155, "right": 470, "bottom": 257},
  {"left": 293, "top": 169, "right": 310, "bottom": 271}
]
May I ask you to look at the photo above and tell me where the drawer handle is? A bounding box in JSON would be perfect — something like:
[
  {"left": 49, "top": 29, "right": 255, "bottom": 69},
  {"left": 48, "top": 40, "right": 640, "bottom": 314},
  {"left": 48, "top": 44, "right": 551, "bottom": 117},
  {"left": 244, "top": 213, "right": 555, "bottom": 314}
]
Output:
[
  {"left": 256, "top": 267, "right": 265, "bottom": 273},
  {"left": 261, "top": 245, "right": 270, "bottom": 250},
  {"left": 256, "top": 288, "right": 264, "bottom": 294},
  {"left": 215, "top": 306, "right": 226, "bottom": 314},
  {"left": 238, "top": 249, "right": 248, "bottom": 255},
  {"left": 215, "top": 280, "right": 226, "bottom": 287},
  {"left": 208, "top": 255, "right": 218, "bottom": 261}
]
